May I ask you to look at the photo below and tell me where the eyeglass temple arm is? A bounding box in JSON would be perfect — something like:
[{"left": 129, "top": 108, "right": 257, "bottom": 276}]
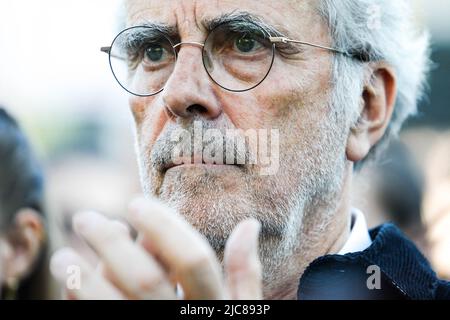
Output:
[
  {"left": 101, "top": 46, "right": 126, "bottom": 60},
  {"left": 269, "top": 37, "right": 360, "bottom": 60}
]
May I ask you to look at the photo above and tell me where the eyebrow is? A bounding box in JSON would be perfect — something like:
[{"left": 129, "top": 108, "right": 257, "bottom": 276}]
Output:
[
  {"left": 136, "top": 22, "right": 178, "bottom": 39},
  {"left": 203, "top": 11, "right": 288, "bottom": 38},
  {"left": 132, "top": 10, "right": 289, "bottom": 40}
]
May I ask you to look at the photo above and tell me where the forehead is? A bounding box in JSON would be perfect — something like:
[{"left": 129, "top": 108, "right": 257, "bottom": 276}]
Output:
[{"left": 125, "top": 0, "right": 319, "bottom": 37}]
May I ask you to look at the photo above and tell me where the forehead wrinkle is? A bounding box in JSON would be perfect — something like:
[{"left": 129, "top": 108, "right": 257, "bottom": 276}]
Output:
[
  {"left": 125, "top": 1, "right": 320, "bottom": 42},
  {"left": 132, "top": 10, "right": 295, "bottom": 41},
  {"left": 175, "top": 0, "right": 206, "bottom": 39}
]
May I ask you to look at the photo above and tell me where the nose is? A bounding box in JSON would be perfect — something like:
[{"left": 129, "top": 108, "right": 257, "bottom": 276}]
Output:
[{"left": 162, "top": 44, "right": 222, "bottom": 120}]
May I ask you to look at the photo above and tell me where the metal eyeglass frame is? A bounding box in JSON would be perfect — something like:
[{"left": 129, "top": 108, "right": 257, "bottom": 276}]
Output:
[{"left": 101, "top": 25, "right": 363, "bottom": 97}]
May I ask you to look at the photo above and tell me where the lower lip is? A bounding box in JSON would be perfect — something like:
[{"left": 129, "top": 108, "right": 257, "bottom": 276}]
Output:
[{"left": 166, "top": 164, "right": 236, "bottom": 171}]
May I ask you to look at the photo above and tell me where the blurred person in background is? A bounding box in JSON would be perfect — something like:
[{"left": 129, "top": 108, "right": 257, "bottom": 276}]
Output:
[
  {"left": 50, "top": 0, "right": 450, "bottom": 300},
  {"left": 0, "top": 108, "right": 49, "bottom": 299},
  {"left": 353, "top": 131, "right": 450, "bottom": 282},
  {"left": 353, "top": 140, "right": 429, "bottom": 254},
  {"left": 422, "top": 133, "right": 450, "bottom": 280}
]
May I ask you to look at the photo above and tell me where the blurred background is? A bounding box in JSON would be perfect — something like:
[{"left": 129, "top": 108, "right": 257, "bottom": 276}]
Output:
[
  {"left": 0, "top": 0, "right": 449, "bottom": 297},
  {"left": 0, "top": 1, "right": 141, "bottom": 292}
]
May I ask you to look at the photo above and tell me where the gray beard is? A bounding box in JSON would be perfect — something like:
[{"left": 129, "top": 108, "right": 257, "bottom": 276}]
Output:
[{"left": 136, "top": 103, "right": 349, "bottom": 288}]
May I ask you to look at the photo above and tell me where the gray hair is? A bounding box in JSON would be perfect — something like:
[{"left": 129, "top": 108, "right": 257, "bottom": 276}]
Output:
[
  {"left": 118, "top": 0, "right": 430, "bottom": 165},
  {"left": 317, "top": 0, "right": 431, "bottom": 166}
]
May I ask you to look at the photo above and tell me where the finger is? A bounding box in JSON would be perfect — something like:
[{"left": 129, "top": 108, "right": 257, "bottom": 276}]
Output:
[
  {"left": 224, "top": 219, "right": 263, "bottom": 300},
  {"left": 50, "top": 248, "right": 125, "bottom": 300},
  {"left": 93, "top": 232, "right": 153, "bottom": 293},
  {"left": 95, "top": 262, "right": 124, "bottom": 294},
  {"left": 73, "top": 211, "right": 176, "bottom": 300},
  {"left": 127, "top": 197, "right": 224, "bottom": 300}
]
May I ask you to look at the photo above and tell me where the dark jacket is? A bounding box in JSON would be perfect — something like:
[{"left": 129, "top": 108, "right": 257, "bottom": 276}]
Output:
[{"left": 297, "top": 223, "right": 450, "bottom": 300}]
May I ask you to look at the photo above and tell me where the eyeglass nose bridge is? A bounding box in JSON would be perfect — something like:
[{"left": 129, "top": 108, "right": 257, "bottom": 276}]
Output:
[
  {"left": 173, "top": 41, "right": 205, "bottom": 50},
  {"left": 171, "top": 41, "right": 214, "bottom": 75}
]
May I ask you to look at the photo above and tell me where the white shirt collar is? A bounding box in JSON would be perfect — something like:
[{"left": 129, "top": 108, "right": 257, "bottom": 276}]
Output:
[{"left": 338, "top": 208, "right": 372, "bottom": 255}]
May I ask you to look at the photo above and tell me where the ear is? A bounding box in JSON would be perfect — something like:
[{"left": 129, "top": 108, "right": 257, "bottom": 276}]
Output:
[
  {"left": 346, "top": 64, "right": 397, "bottom": 162},
  {"left": 2, "top": 208, "right": 45, "bottom": 286}
]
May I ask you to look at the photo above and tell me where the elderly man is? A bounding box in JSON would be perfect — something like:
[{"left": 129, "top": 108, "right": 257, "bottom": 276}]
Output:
[{"left": 50, "top": 0, "right": 450, "bottom": 300}]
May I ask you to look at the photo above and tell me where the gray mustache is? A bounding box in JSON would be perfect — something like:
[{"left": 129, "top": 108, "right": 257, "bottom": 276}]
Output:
[{"left": 150, "top": 121, "right": 252, "bottom": 172}]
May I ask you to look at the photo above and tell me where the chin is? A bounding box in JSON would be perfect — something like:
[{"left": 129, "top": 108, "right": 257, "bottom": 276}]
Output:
[
  {"left": 144, "top": 160, "right": 300, "bottom": 253},
  {"left": 153, "top": 164, "right": 259, "bottom": 250}
]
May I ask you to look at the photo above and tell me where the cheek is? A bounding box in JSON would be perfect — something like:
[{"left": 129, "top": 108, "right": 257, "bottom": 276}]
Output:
[
  {"left": 129, "top": 95, "right": 147, "bottom": 126},
  {"left": 221, "top": 96, "right": 265, "bottom": 129},
  {"left": 220, "top": 75, "right": 307, "bottom": 130},
  {"left": 266, "top": 58, "right": 332, "bottom": 124},
  {"left": 244, "top": 64, "right": 334, "bottom": 159},
  {"left": 129, "top": 96, "right": 169, "bottom": 148},
  {"left": 221, "top": 85, "right": 325, "bottom": 134}
]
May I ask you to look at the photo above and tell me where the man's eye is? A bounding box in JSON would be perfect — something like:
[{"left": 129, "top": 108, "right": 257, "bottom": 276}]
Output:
[
  {"left": 234, "top": 35, "right": 262, "bottom": 53},
  {"left": 145, "top": 44, "right": 165, "bottom": 62}
]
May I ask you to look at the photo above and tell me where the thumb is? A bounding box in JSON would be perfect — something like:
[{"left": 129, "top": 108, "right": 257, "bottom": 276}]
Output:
[{"left": 224, "top": 218, "right": 262, "bottom": 300}]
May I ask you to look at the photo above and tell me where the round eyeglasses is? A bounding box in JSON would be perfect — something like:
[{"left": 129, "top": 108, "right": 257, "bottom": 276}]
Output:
[{"left": 101, "top": 21, "right": 358, "bottom": 97}]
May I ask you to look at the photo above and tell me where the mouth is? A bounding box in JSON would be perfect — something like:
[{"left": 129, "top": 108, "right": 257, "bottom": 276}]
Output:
[
  {"left": 163, "top": 162, "right": 237, "bottom": 173},
  {"left": 162, "top": 156, "right": 244, "bottom": 173}
]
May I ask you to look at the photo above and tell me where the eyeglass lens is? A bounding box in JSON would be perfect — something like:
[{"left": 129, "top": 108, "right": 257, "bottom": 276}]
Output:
[{"left": 108, "top": 22, "right": 275, "bottom": 96}]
